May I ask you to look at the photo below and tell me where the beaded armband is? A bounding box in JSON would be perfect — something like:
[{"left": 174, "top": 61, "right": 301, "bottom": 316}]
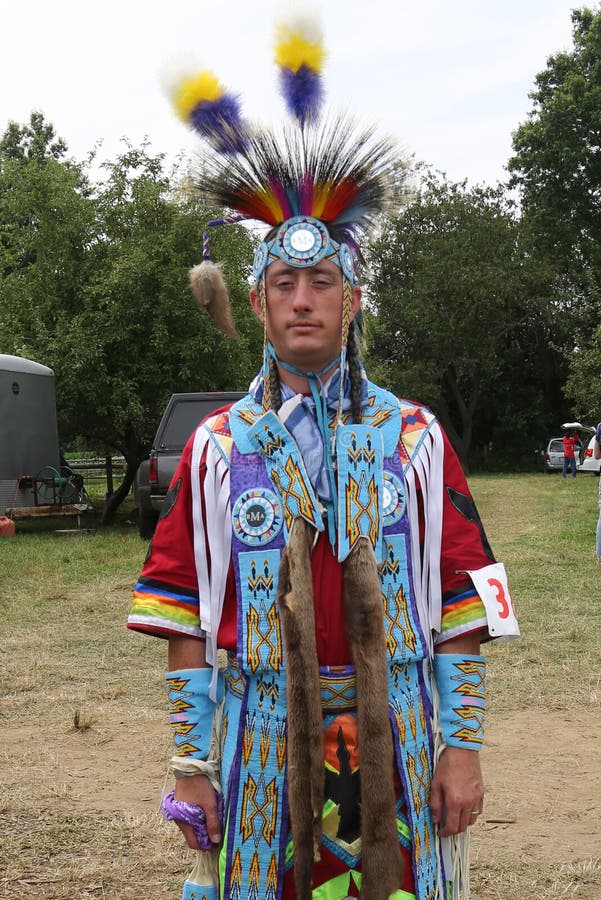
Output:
[
  {"left": 165, "top": 668, "right": 223, "bottom": 760},
  {"left": 433, "top": 653, "right": 486, "bottom": 750}
]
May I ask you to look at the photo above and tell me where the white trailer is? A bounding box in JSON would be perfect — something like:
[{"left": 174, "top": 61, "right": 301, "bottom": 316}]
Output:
[{"left": 0, "top": 354, "right": 83, "bottom": 517}]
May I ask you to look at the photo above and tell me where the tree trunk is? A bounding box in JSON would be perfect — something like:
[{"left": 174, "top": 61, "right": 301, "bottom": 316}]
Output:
[
  {"left": 438, "top": 367, "right": 480, "bottom": 474},
  {"left": 101, "top": 454, "right": 141, "bottom": 525}
]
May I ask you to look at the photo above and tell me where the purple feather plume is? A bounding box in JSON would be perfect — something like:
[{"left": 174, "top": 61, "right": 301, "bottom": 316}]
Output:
[
  {"left": 189, "top": 95, "right": 248, "bottom": 155},
  {"left": 279, "top": 65, "right": 323, "bottom": 126}
]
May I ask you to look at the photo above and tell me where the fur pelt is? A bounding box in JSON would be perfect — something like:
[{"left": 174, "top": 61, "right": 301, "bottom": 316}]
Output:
[
  {"left": 343, "top": 538, "right": 403, "bottom": 900},
  {"left": 188, "top": 260, "right": 238, "bottom": 339},
  {"left": 277, "top": 518, "right": 324, "bottom": 900}
]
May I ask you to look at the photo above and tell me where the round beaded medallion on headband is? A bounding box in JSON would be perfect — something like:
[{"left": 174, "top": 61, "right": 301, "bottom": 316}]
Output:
[{"left": 281, "top": 217, "right": 327, "bottom": 263}]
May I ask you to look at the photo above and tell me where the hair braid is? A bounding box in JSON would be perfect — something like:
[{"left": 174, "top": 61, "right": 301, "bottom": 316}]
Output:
[
  {"left": 268, "top": 355, "right": 283, "bottom": 412},
  {"left": 347, "top": 321, "right": 364, "bottom": 424},
  {"left": 258, "top": 274, "right": 283, "bottom": 413}
]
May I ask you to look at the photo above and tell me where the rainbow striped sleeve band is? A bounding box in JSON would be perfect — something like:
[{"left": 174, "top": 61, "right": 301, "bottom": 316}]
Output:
[
  {"left": 435, "top": 584, "right": 488, "bottom": 645},
  {"left": 128, "top": 576, "right": 204, "bottom": 638}
]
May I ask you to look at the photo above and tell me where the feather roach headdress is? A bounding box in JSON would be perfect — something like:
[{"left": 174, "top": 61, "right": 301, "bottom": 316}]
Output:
[{"left": 163, "top": 6, "right": 407, "bottom": 337}]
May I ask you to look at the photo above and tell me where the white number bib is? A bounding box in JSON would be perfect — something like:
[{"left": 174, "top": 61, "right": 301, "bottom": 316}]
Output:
[{"left": 466, "top": 562, "right": 520, "bottom": 639}]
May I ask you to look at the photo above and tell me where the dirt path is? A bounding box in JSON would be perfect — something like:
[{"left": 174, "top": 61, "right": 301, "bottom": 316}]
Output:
[
  {"left": 2, "top": 707, "right": 600, "bottom": 898},
  {"left": 477, "top": 710, "right": 600, "bottom": 862}
]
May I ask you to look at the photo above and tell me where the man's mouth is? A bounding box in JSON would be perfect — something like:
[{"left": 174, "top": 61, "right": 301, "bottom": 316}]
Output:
[{"left": 289, "top": 321, "right": 319, "bottom": 330}]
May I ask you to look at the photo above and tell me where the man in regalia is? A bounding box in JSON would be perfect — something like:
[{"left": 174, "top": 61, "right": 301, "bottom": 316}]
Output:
[{"left": 128, "top": 10, "right": 518, "bottom": 899}]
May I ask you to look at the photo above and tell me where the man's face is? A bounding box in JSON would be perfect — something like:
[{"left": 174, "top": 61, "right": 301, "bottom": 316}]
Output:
[{"left": 250, "top": 259, "right": 361, "bottom": 374}]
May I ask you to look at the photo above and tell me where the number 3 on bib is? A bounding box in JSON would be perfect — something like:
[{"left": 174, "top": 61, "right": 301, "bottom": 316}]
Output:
[{"left": 466, "top": 563, "right": 520, "bottom": 639}]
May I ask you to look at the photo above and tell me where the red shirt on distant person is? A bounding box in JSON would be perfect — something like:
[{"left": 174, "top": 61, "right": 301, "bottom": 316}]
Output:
[{"left": 562, "top": 433, "right": 578, "bottom": 458}]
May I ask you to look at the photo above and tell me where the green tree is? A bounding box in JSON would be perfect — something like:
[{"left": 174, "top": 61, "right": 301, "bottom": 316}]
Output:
[
  {"left": 0, "top": 114, "right": 94, "bottom": 358},
  {"left": 508, "top": 6, "right": 601, "bottom": 269},
  {"left": 66, "top": 145, "right": 260, "bottom": 521},
  {"left": 562, "top": 268, "right": 601, "bottom": 423},
  {"left": 0, "top": 110, "right": 68, "bottom": 161},
  {"left": 508, "top": 6, "right": 601, "bottom": 425},
  {"left": 0, "top": 118, "right": 261, "bottom": 522},
  {"left": 366, "top": 173, "right": 555, "bottom": 469}
]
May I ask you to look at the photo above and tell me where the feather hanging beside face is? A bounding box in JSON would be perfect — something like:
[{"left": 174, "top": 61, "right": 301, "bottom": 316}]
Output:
[{"left": 189, "top": 261, "right": 238, "bottom": 339}]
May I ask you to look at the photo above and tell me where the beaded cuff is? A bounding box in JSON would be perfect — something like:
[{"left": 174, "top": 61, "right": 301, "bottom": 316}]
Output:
[
  {"left": 433, "top": 653, "right": 486, "bottom": 750},
  {"left": 165, "top": 667, "right": 223, "bottom": 759}
]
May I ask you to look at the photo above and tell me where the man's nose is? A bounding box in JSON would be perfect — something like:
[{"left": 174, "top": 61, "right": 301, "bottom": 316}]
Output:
[{"left": 291, "top": 277, "right": 313, "bottom": 310}]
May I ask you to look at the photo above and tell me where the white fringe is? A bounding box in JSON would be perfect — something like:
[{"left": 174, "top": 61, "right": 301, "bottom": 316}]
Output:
[
  {"left": 404, "top": 415, "right": 470, "bottom": 898},
  {"left": 191, "top": 423, "right": 232, "bottom": 702},
  {"left": 402, "top": 418, "right": 445, "bottom": 657},
  {"left": 432, "top": 687, "right": 471, "bottom": 900}
]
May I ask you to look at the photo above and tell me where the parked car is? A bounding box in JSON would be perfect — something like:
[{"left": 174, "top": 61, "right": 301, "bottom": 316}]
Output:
[
  {"left": 577, "top": 434, "right": 601, "bottom": 475},
  {"left": 134, "top": 391, "right": 244, "bottom": 538},
  {"left": 543, "top": 437, "right": 566, "bottom": 473},
  {"left": 561, "top": 422, "right": 600, "bottom": 474}
]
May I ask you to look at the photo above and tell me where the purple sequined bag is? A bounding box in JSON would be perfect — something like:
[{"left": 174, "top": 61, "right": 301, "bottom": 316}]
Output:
[{"left": 161, "top": 790, "right": 224, "bottom": 851}]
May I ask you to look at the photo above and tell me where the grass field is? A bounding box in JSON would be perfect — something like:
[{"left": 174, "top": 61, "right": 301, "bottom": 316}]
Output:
[{"left": 1, "top": 473, "right": 600, "bottom": 899}]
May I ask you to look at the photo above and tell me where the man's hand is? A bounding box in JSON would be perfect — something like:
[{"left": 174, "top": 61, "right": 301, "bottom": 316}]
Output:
[
  {"left": 429, "top": 746, "right": 484, "bottom": 836},
  {"left": 173, "top": 774, "right": 222, "bottom": 848}
]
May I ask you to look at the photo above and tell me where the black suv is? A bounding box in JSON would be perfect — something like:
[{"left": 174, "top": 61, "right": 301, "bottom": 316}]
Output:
[{"left": 134, "top": 391, "right": 244, "bottom": 538}]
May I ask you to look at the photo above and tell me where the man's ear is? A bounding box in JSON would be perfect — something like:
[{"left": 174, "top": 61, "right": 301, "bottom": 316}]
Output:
[{"left": 249, "top": 288, "right": 264, "bottom": 323}]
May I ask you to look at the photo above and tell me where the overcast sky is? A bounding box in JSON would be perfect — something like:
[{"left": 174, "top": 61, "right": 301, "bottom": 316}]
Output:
[{"left": 1, "top": 1, "right": 584, "bottom": 186}]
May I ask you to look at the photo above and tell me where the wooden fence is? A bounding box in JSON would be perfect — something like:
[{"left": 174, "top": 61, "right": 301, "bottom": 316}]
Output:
[{"left": 67, "top": 457, "right": 129, "bottom": 499}]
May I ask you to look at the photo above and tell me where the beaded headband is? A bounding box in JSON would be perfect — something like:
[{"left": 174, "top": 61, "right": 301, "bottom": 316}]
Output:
[{"left": 252, "top": 216, "right": 356, "bottom": 283}]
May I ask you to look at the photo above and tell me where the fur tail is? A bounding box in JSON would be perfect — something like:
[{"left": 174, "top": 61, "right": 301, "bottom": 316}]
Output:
[
  {"left": 343, "top": 538, "right": 403, "bottom": 900},
  {"left": 277, "top": 517, "right": 323, "bottom": 900},
  {"left": 189, "top": 260, "right": 238, "bottom": 339}
]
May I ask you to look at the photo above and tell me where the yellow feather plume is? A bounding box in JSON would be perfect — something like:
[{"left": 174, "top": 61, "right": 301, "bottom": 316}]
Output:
[
  {"left": 274, "top": 11, "right": 324, "bottom": 74},
  {"left": 174, "top": 70, "right": 224, "bottom": 121}
]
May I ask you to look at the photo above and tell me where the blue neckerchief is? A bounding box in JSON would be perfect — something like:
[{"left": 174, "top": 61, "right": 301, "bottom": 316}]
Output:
[{"left": 249, "top": 345, "right": 369, "bottom": 547}]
